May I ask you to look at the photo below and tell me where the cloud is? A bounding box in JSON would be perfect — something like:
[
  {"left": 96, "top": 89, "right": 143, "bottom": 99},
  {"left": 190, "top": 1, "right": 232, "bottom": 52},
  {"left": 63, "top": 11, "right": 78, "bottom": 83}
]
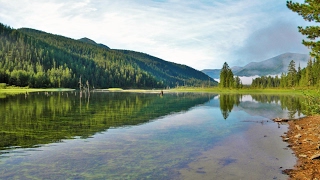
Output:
[
  {"left": 234, "top": 20, "right": 309, "bottom": 64},
  {"left": 0, "top": 0, "right": 310, "bottom": 70}
]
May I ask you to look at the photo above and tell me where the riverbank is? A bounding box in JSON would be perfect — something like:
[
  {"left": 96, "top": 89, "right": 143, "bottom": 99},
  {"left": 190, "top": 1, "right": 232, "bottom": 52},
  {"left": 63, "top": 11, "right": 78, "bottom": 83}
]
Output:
[
  {"left": 0, "top": 88, "right": 75, "bottom": 98},
  {"left": 170, "top": 87, "right": 315, "bottom": 95},
  {"left": 283, "top": 115, "right": 320, "bottom": 179},
  {"left": 0, "top": 88, "right": 75, "bottom": 94}
]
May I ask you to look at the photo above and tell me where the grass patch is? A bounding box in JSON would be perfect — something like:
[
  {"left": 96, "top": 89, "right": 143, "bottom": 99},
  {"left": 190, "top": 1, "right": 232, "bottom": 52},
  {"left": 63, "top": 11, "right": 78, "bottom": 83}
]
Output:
[
  {"left": 107, "top": 88, "right": 123, "bottom": 91},
  {"left": 0, "top": 88, "right": 75, "bottom": 95},
  {"left": 169, "top": 87, "right": 310, "bottom": 95}
]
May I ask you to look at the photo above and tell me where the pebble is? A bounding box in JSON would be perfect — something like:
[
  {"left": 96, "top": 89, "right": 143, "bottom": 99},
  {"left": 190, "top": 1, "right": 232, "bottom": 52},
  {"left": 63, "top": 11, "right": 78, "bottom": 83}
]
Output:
[
  {"left": 295, "top": 134, "right": 302, "bottom": 138},
  {"left": 295, "top": 125, "right": 302, "bottom": 130},
  {"left": 299, "top": 154, "right": 307, "bottom": 158}
]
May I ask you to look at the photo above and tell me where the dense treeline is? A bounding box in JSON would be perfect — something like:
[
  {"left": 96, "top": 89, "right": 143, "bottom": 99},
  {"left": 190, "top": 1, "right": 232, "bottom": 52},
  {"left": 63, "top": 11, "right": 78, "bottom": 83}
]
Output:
[
  {"left": 118, "top": 50, "right": 215, "bottom": 87},
  {"left": 251, "top": 59, "right": 320, "bottom": 88},
  {"left": 0, "top": 23, "right": 215, "bottom": 89}
]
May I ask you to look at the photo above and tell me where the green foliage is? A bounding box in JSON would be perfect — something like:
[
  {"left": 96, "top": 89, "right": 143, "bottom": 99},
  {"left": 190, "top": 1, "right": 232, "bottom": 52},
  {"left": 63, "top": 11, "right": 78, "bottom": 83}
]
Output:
[
  {"left": 0, "top": 83, "right": 6, "bottom": 89},
  {"left": 302, "top": 91, "right": 320, "bottom": 115},
  {"left": 0, "top": 23, "right": 214, "bottom": 89},
  {"left": 251, "top": 2, "right": 320, "bottom": 90},
  {"left": 219, "top": 94, "right": 241, "bottom": 119},
  {"left": 251, "top": 58, "right": 320, "bottom": 89},
  {"left": 218, "top": 94, "right": 304, "bottom": 120},
  {"left": 287, "top": 0, "right": 320, "bottom": 58},
  {"left": 219, "top": 62, "right": 242, "bottom": 89}
]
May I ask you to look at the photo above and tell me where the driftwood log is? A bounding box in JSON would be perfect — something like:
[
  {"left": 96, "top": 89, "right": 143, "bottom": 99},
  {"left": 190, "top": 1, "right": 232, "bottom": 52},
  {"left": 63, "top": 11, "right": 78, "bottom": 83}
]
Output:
[{"left": 272, "top": 117, "right": 289, "bottom": 122}]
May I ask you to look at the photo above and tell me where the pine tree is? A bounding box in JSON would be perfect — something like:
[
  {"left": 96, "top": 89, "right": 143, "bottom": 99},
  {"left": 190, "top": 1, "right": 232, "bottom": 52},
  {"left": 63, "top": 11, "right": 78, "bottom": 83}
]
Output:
[
  {"left": 287, "top": 60, "right": 297, "bottom": 87},
  {"left": 287, "top": 1, "right": 320, "bottom": 59},
  {"left": 297, "top": 63, "right": 302, "bottom": 85},
  {"left": 219, "top": 62, "right": 234, "bottom": 88},
  {"left": 306, "top": 59, "right": 313, "bottom": 86},
  {"left": 219, "top": 62, "right": 229, "bottom": 88}
]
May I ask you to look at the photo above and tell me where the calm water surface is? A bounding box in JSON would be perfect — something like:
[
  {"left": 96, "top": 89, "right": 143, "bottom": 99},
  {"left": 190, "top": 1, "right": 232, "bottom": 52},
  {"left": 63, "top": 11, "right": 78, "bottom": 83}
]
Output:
[{"left": 0, "top": 92, "right": 304, "bottom": 179}]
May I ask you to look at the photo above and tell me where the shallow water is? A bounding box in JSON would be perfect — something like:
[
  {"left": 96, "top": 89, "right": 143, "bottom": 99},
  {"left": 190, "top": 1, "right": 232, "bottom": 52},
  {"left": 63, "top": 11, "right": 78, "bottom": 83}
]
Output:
[{"left": 0, "top": 92, "right": 303, "bottom": 179}]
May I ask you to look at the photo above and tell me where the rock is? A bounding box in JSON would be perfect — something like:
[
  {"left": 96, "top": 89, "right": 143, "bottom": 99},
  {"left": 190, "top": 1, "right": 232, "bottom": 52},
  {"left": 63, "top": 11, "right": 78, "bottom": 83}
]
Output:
[
  {"left": 310, "top": 153, "right": 320, "bottom": 160},
  {"left": 295, "top": 125, "right": 302, "bottom": 130},
  {"left": 299, "top": 154, "right": 307, "bottom": 158},
  {"left": 295, "top": 134, "right": 301, "bottom": 138}
]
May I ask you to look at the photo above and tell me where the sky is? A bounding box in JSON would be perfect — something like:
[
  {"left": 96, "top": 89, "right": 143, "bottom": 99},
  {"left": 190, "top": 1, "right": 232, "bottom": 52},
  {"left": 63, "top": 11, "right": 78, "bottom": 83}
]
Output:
[{"left": 0, "top": 0, "right": 310, "bottom": 70}]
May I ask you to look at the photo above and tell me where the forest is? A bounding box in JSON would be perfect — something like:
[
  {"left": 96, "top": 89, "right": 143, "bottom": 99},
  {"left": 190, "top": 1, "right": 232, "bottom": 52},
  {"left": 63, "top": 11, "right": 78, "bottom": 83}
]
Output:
[
  {"left": 0, "top": 23, "right": 216, "bottom": 89},
  {"left": 250, "top": 59, "right": 320, "bottom": 88}
]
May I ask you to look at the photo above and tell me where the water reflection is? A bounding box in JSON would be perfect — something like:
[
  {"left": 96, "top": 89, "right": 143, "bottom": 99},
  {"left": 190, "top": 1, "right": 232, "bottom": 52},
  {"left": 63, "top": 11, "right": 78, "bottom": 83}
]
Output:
[
  {"left": 219, "top": 94, "right": 241, "bottom": 119},
  {"left": 219, "top": 94, "right": 305, "bottom": 120},
  {"left": 0, "top": 92, "right": 300, "bottom": 179},
  {"left": 0, "top": 92, "right": 212, "bottom": 150}
]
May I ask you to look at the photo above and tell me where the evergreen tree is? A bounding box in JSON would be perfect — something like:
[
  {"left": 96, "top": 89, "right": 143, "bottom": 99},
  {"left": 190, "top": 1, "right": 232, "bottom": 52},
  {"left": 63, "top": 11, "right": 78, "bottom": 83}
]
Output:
[
  {"left": 0, "top": 23, "right": 216, "bottom": 88},
  {"left": 219, "top": 62, "right": 235, "bottom": 88},
  {"left": 234, "top": 76, "right": 242, "bottom": 89},
  {"left": 287, "top": 1, "right": 320, "bottom": 59},
  {"left": 219, "top": 62, "right": 229, "bottom": 88},
  {"left": 297, "top": 63, "right": 302, "bottom": 85},
  {"left": 306, "top": 59, "right": 313, "bottom": 86},
  {"left": 287, "top": 60, "right": 297, "bottom": 87}
]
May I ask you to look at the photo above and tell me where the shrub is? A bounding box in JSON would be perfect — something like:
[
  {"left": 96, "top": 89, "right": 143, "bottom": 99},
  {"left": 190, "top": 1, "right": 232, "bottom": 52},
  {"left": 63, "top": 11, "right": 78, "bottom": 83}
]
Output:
[
  {"left": 302, "top": 91, "right": 320, "bottom": 115},
  {"left": 0, "top": 83, "right": 6, "bottom": 89}
]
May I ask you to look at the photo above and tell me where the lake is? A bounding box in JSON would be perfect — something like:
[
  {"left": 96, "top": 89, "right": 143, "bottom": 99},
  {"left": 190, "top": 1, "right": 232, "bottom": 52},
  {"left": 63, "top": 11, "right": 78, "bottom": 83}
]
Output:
[{"left": 0, "top": 92, "right": 304, "bottom": 179}]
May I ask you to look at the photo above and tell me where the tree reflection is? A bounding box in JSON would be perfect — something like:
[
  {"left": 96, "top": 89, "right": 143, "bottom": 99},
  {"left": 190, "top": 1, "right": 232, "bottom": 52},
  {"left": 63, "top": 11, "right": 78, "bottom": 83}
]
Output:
[
  {"left": 219, "top": 94, "right": 304, "bottom": 120},
  {"left": 219, "top": 94, "right": 241, "bottom": 119},
  {"left": 251, "top": 94, "right": 304, "bottom": 119},
  {"left": 0, "top": 92, "right": 210, "bottom": 150}
]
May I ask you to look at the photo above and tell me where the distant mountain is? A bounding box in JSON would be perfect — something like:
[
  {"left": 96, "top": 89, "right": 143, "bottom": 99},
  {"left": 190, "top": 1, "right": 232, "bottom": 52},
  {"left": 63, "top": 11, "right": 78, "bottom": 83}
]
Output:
[
  {"left": 0, "top": 23, "right": 216, "bottom": 88},
  {"left": 201, "top": 69, "right": 220, "bottom": 79},
  {"left": 235, "top": 53, "right": 309, "bottom": 76},
  {"left": 202, "top": 53, "right": 309, "bottom": 79}
]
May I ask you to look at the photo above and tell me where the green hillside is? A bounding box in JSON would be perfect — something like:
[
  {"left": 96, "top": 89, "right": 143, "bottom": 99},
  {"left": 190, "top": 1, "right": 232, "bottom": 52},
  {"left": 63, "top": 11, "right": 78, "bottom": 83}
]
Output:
[{"left": 0, "top": 23, "right": 216, "bottom": 89}]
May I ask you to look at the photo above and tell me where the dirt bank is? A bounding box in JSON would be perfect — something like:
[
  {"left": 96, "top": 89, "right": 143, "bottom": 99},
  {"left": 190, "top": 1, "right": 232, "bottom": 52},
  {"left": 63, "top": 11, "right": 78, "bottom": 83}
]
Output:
[{"left": 283, "top": 115, "right": 320, "bottom": 179}]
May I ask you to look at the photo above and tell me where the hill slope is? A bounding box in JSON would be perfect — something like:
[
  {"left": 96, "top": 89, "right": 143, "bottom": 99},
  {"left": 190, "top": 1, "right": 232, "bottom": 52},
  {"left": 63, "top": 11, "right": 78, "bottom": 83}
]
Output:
[
  {"left": 0, "top": 23, "right": 216, "bottom": 88},
  {"left": 78, "top": 37, "right": 110, "bottom": 50},
  {"left": 202, "top": 53, "right": 309, "bottom": 79},
  {"left": 201, "top": 69, "right": 221, "bottom": 79}
]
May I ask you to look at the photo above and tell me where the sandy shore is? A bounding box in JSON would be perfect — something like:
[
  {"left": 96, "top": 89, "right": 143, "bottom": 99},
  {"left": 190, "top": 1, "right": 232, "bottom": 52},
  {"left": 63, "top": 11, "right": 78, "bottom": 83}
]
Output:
[{"left": 283, "top": 115, "right": 320, "bottom": 179}]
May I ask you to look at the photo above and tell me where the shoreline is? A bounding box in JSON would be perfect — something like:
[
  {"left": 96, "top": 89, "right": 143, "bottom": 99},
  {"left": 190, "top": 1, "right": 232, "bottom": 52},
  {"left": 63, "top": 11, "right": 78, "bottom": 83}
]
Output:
[{"left": 283, "top": 115, "right": 320, "bottom": 179}]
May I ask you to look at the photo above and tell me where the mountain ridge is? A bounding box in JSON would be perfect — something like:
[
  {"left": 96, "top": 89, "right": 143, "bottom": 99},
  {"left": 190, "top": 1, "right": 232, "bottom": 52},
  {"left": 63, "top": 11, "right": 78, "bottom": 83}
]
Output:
[
  {"left": 78, "top": 37, "right": 110, "bottom": 49},
  {"left": 202, "top": 52, "right": 309, "bottom": 79},
  {"left": 0, "top": 23, "right": 216, "bottom": 88}
]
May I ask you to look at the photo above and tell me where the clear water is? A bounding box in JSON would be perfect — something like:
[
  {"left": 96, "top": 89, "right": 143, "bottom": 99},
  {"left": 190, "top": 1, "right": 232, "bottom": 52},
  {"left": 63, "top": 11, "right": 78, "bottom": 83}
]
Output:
[{"left": 0, "top": 92, "right": 303, "bottom": 179}]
